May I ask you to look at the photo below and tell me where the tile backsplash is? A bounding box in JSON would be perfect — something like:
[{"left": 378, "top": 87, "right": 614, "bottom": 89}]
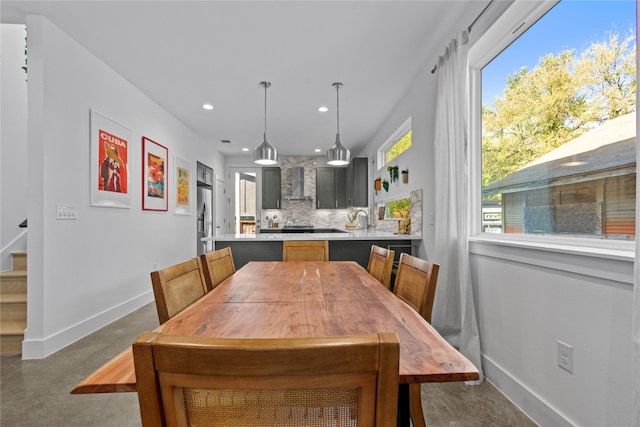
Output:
[{"left": 261, "top": 156, "right": 421, "bottom": 236}]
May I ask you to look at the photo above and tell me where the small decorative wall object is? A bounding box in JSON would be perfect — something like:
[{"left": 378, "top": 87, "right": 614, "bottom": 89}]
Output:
[
  {"left": 90, "top": 110, "right": 132, "bottom": 208},
  {"left": 382, "top": 179, "right": 389, "bottom": 192},
  {"left": 174, "top": 156, "right": 191, "bottom": 215},
  {"left": 397, "top": 216, "right": 411, "bottom": 234},
  {"left": 142, "top": 136, "right": 168, "bottom": 211},
  {"left": 402, "top": 169, "right": 409, "bottom": 184},
  {"left": 387, "top": 165, "right": 399, "bottom": 183},
  {"left": 374, "top": 177, "right": 382, "bottom": 194}
]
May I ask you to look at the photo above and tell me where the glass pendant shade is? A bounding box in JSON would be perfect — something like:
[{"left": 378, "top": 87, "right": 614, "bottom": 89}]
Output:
[
  {"left": 326, "top": 82, "right": 350, "bottom": 166},
  {"left": 254, "top": 81, "right": 278, "bottom": 165}
]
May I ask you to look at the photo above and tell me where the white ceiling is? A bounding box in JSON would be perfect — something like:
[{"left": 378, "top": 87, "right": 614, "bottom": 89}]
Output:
[{"left": 2, "top": 1, "right": 489, "bottom": 158}]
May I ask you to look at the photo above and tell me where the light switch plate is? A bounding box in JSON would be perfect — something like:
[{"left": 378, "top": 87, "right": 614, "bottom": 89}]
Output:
[{"left": 56, "top": 204, "right": 78, "bottom": 220}]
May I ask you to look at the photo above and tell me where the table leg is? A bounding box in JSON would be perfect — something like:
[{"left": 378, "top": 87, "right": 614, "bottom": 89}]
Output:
[{"left": 397, "top": 384, "right": 410, "bottom": 427}]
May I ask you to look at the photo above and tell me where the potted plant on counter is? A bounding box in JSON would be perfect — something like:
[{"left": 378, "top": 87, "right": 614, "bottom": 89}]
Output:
[{"left": 345, "top": 212, "right": 358, "bottom": 229}]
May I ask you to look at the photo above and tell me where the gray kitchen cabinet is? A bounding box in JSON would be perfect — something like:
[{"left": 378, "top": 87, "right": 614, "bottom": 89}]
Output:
[
  {"left": 316, "top": 167, "right": 347, "bottom": 209},
  {"left": 262, "top": 167, "right": 281, "bottom": 209},
  {"left": 347, "top": 157, "right": 368, "bottom": 207}
]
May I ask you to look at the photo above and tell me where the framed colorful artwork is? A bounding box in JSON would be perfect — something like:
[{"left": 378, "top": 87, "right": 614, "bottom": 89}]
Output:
[
  {"left": 174, "top": 156, "right": 192, "bottom": 215},
  {"left": 90, "top": 110, "right": 132, "bottom": 208},
  {"left": 142, "top": 136, "right": 168, "bottom": 211}
]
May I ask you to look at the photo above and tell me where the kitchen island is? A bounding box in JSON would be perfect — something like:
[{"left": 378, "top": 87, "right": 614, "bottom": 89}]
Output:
[{"left": 204, "top": 228, "right": 421, "bottom": 269}]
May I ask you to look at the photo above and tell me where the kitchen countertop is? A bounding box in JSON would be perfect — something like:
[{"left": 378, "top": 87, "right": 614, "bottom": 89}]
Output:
[{"left": 204, "top": 228, "right": 421, "bottom": 242}]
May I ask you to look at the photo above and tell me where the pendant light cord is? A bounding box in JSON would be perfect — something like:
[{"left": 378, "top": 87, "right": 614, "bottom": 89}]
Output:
[
  {"left": 261, "top": 81, "right": 271, "bottom": 138},
  {"left": 334, "top": 82, "right": 342, "bottom": 135}
]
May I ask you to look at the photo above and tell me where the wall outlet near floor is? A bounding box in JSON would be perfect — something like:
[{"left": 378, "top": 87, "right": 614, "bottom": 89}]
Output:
[{"left": 557, "top": 340, "right": 573, "bottom": 373}]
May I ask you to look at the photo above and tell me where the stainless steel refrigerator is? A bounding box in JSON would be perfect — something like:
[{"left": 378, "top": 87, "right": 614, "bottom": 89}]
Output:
[{"left": 197, "top": 186, "right": 213, "bottom": 255}]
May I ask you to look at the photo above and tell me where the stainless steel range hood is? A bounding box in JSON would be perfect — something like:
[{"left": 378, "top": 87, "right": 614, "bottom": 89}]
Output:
[{"left": 284, "top": 167, "right": 312, "bottom": 201}]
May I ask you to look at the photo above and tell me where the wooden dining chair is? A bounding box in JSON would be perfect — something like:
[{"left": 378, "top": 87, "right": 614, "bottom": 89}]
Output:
[
  {"left": 392, "top": 252, "right": 440, "bottom": 427},
  {"left": 367, "top": 245, "right": 395, "bottom": 289},
  {"left": 133, "top": 331, "right": 400, "bottom": 427},
  {"left": 282, "top": 240, "right": 329, "bottom": 262},
  {"left": 150, "top": 258, "right": 208, "bottom": 324},
  {"left": 200, "top": 247, "right": 236, "bottom": 292}
]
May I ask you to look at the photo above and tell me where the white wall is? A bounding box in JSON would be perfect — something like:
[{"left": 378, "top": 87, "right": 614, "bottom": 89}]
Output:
[
  {"left": 356, "top": 13, "right": 635, "bottom": 427},
  {"left": 22, "top": 16, "right": 225, "bottom": 358},
  {"left": 1, "top": 24, "right": 28, "bottom": 271},
  {"left": 470, "top": 242, "right": 633, "bottom": 427}
]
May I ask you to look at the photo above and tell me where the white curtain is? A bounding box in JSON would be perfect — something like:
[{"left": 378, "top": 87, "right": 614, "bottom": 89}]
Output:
[
  {"left": 431, "top": 30, "right": 483, "bottom": 383},
  {"left": 632, "top": 111, "right": 640, "bottom": 425}
]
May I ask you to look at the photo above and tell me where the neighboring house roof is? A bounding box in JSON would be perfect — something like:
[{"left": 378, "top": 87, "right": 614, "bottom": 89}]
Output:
[{"left": 483, "top": 113, "right": 637, "bottom": 195}]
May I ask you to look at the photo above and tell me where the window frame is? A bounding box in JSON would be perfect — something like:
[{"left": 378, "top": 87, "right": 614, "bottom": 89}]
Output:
[
  {"left": 468, "top": 0, "right": 635, "bottom": 256},
  {"left": 377, "top": 117, "right": 412, "bottom": 168}
]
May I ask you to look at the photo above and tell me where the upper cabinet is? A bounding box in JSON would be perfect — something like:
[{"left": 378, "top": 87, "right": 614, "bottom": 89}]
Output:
[
  {"left": 262, "top": 167, "right": 281, "bottom": 209},
  {"left": 347, "top": 157, "right": 368, "bottom": 207},
  {"left": 317, "top": 158, "right": 368, "bottom": 209},
  {"left": 316, "top": 167, "right": 347, "bottom": 209},
  {"left": 197, "top": 161, "right": 213, "bottom": 186}
]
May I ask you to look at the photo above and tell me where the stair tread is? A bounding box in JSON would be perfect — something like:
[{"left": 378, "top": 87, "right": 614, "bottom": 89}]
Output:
[
  {"left": 0, "top": 270, "right": 27, "bottom": 278},
  {"left": 0, "top": 320, "right": 26, "bottom": 334},
  {"left": 0, "top": 294, "right": 27, "bottom": 303}
]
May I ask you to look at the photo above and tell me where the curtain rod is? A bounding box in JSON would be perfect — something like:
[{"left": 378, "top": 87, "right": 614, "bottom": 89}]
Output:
[{"left": 430, "top": 0, "right": 495, "bottom": 74}]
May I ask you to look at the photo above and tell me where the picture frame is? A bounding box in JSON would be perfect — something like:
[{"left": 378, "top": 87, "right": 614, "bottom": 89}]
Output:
[
  {"left": 90, "top": 110, "right": 132, "bottom": 208},
  {"left": 142, "top": 136, "right": 168, "bottom": 211},
  {"left": 174, "top": 156, "right": 192, "bottom": 215}
]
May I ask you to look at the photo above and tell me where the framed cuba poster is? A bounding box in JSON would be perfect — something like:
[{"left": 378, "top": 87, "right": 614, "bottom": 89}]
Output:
[
  {"left": 90, "top": 110, "right": 132, "bottom": 208},
  {"left": 174, "top": 156, "right": 192, "bottom": 215},
  {"left": 142, "top": 136, "right": 168, "bottom": 211}
]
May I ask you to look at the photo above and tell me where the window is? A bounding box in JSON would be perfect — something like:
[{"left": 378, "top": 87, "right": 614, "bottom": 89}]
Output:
[
  {"left": 378, "top": 118, "right": 412, "bottom": 167},
  {"left": 474, "top": 0, "right": 636, "bottom": 241}
]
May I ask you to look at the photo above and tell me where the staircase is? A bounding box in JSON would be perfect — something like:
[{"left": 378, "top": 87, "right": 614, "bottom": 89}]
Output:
[{"left": 0, "top": 251, "right": 27, "bottom": 355}]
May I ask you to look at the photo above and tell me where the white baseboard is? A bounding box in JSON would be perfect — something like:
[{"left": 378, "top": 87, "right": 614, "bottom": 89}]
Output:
[
  {"left": 21, "top": 291, "right": 154, "bottom": 359},
  {"left": 482, "top": 354, "right": 576, "bottom": 427}
]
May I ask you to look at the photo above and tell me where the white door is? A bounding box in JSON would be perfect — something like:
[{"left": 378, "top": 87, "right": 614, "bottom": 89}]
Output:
[
  {"left": 229, "top": 167, "right": 261, "bottom": 234},
  {"left": 215, "top": 176, "right": 226, "bottom": 235}
]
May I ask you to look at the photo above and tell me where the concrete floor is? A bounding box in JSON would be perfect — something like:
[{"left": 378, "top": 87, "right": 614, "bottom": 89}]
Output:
[{"left": 1, "top": 303, "right": 537, "bottom": 426}]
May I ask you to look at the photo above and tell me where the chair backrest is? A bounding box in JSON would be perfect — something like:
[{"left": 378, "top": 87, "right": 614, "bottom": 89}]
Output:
[
  {"left": 282, "top": 240, "right": 329, "bottom": 262},
  {"left": 133, "top": 331, "right": 400, "bottom": 427},
  {"left": 150, "top": 258, "right": 207, "bottom": 324},
  {"left": 200, "top": 247, "right": 236, "bottom": 292},
  {"left": 392, "top": 253, "right": 440, "bottom": 323},
  {"left": 367, "top": 245, "right": 396, "bottom": 289}
]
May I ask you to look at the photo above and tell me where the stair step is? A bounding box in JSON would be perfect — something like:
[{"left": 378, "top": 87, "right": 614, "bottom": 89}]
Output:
[
  {"left": 0, "top": 294, "right": 27, "bottom": 323},
  {"left": 0, "top": 320, "right": 25, "bottom": 355},
  {"left": 0, "top": 271, "right": 27, "bottom": 295},
  {"left": 10, "top": 251, "right": 27, "bottom": 272}
]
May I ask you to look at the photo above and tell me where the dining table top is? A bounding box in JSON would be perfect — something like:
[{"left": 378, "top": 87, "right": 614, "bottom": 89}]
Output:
[{"left": 71, "top": 260, "right": 479, "bottom": 394}]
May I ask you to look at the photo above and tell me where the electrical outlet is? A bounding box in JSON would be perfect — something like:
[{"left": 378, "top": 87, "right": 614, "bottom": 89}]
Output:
[{"left": 557, "top": 341, "right": 573, "bottom": 373}]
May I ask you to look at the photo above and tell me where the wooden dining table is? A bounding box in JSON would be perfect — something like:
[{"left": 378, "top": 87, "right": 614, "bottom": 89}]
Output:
[{"left": 72, "top": 261, "right": 479, "bottom": 425}]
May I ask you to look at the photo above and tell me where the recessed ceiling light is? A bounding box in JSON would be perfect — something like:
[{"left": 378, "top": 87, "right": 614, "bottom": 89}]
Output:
[
  {"left": 318, "top": 106, "right": 328, "bottom": 112},
  {"left": 202, "top": 103, "right": 214, "bottom": 110},
  {"left": 314, "top": 149, "right": 322, "bottom": 153},
  {"left": 242, "top": 148, "right": 249, "bottom": 152}
]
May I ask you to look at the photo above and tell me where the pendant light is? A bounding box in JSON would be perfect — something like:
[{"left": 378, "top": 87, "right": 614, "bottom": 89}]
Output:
[
  {"left": 326, "top": 82, "right": 351, "bottom": 166},
  {"left": 254, "top": 81, "right": 278, "bottom": 165}
]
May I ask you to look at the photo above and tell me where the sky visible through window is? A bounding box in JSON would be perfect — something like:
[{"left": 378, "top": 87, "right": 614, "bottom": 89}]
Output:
[{"left": 482, "top": 0, "right": 636, "bottom": 106}]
